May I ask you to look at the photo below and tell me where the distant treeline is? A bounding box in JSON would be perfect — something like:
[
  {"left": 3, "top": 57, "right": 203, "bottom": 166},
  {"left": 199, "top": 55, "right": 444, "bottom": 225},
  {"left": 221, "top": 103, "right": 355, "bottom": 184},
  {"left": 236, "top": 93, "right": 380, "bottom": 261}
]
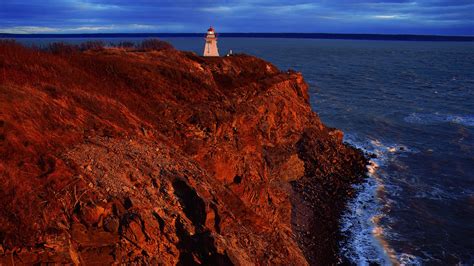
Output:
[{"left": 1, "top": 33, "right": 473, "bottom": 42}]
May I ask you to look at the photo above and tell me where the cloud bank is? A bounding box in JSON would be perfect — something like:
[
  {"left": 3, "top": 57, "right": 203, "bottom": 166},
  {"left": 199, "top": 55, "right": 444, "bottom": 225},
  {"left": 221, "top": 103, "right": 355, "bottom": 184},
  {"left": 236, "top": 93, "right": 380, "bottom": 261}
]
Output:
[{"left": 0, "top": 0, "right": 472, "bottom": 35}]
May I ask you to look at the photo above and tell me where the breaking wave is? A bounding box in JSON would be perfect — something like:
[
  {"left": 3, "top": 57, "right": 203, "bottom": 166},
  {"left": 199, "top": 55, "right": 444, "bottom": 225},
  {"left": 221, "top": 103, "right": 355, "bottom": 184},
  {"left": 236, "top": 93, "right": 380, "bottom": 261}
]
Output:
[{"left": 340, "top": 134, "right": 421, "bottom": 266}]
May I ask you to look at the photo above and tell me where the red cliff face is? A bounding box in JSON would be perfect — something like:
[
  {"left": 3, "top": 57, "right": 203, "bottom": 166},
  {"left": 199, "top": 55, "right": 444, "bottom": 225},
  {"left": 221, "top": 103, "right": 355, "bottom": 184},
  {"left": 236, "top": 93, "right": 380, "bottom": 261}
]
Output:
[{"left": 0, "top": 41, "right": 366, "bottom": 264}]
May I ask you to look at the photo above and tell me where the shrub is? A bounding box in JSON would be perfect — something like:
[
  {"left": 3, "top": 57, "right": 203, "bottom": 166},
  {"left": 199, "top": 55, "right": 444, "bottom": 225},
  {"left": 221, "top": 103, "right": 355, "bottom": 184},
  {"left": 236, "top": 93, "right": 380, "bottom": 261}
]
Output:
[
  {"left": 139, "top": 39, "right": 173, "bottom": 51},
  {"left": 80, "top": 41, "right": 105, "bottom": 51},
  {"left": 116, "top": 41, "right": 135, "bottom": 49},
  {"left": 0, "top": 39, "right": 17, "bottom": 46},
  {"left": 46, "top": 42, "right": 79, "bottom": 54}
]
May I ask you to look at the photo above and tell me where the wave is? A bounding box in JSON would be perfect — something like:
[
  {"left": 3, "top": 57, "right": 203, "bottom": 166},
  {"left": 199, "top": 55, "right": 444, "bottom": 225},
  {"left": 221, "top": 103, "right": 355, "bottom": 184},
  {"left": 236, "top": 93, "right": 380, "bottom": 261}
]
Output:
[
  {"left": 340, "top": 134, "right": 421, "bottom": 266},
  {"left": 404, "top": 113, "right": 474, "bottom": 127},
  {"left": 413, "top": 185, "right": 473, "bottom": 201}
]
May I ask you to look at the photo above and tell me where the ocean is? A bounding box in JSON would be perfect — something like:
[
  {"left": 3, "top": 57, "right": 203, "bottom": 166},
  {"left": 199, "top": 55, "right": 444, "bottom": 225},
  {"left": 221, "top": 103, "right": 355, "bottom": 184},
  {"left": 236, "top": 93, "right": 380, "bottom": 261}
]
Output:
[{"left": 9, "top": 37, "right": 474, "bottom": 265}]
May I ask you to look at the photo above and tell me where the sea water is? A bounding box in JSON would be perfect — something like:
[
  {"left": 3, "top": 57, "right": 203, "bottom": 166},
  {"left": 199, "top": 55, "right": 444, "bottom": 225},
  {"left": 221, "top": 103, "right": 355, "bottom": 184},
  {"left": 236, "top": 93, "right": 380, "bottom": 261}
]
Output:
[{"left": 11, "top": 37, "right": 474, "bottom": 265}]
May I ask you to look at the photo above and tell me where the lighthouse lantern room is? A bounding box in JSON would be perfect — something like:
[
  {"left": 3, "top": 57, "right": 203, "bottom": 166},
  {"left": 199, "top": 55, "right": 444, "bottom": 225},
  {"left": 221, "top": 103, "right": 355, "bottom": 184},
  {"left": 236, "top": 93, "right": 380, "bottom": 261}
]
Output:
[{"left": 203, "top": 26, "right": 219, "bottom": 57}]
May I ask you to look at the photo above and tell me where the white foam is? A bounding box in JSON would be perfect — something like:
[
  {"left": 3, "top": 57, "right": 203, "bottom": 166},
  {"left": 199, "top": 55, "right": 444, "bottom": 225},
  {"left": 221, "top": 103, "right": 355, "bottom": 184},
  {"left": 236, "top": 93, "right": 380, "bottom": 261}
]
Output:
[
  {"left": 388, "top": 147, "right": 397, "bottom": 153},
  {"left": 340, "top": 134, "right": 422, "bottom": 265},
  {"left": 399, "top": 253, "right": 423, "bottom": 265},
  {"left": 340, "top": 177, "right": 393, "bottom": 265}
]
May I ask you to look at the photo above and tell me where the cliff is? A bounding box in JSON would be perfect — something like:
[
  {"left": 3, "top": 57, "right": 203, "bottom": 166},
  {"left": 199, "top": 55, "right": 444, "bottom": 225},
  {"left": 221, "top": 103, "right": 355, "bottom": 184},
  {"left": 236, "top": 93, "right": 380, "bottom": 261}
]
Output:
[{"left": 0, "top": 41, "right": 367, "bottom": 265}]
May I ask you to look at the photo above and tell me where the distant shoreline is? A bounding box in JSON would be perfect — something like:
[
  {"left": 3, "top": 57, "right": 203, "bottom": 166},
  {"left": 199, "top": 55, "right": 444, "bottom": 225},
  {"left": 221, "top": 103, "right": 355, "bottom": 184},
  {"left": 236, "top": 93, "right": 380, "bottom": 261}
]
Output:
[{"left": 1, "top": 33, "right": 473, "bottom": 42}]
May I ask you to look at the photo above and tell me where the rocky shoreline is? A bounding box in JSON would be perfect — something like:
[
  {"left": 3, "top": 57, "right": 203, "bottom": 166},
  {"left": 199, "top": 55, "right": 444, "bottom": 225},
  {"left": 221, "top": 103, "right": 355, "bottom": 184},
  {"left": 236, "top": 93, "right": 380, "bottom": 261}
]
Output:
[
  {"left": 0, "top": 40, "right": 367, "bottom": 264},
  {"left": 291, "top": 128, "right": 367, "bottom": 264}
]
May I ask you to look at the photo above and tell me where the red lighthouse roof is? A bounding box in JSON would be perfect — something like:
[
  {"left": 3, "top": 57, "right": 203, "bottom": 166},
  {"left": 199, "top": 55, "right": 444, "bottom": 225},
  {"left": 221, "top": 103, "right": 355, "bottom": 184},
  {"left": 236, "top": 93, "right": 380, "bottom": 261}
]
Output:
[{"left": 208, "top": 26, "right": 215, "bottom": 32}]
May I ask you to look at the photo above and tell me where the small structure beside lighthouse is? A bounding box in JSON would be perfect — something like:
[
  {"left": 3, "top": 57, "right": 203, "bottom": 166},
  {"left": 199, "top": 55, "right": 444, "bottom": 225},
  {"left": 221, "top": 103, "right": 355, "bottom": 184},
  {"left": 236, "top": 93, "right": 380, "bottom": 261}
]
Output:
[{"left": 203, "top": 26, "right": 219, "bottom": 57}]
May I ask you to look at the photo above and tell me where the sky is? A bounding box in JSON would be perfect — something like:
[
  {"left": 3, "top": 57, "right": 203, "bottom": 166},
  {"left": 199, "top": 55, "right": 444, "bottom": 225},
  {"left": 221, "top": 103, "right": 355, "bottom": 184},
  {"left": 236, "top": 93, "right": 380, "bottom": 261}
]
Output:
[{"left": 0, "top": 0, "right": 473, "bottom": 35}]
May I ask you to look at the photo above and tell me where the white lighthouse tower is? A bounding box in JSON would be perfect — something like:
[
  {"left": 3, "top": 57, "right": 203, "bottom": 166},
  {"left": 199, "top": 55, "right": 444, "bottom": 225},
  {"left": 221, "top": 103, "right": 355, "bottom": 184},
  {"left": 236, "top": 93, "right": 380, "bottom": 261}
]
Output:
[{"left": 203, "top": 26, "right": 219, "bottom": 57}]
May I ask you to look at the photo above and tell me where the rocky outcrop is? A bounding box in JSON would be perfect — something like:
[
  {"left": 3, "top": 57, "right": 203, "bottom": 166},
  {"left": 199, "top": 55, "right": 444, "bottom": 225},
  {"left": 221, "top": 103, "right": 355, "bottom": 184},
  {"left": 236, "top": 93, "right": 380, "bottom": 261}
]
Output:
[{"left": 0, "top": 41, "right": 366, "bottom": 265}]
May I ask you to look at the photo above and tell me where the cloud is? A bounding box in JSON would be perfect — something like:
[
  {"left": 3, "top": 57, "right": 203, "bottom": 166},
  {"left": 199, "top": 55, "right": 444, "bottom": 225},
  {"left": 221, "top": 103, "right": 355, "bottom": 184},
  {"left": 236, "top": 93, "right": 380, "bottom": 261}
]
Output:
[
  {"left": 0, "top": 26, "right": 57, "bottom": 34},
  {"left": 372, "top": 15, "right": 406, "bottom": 20},
  {"left": 266, "top": 3, "right": 318, "bottom": 14},
  {"left": 72, "top": 26, "right": 115, "bottom": 31},
  {"left": 72, "top": 1, "right": 122, "bottom": 11},
  {"left": 200, "top": 6, "right": 236, "bottom": 13},
  {"left": 0, "top": 0, "right": 472, "bottom": 35},
  {"left": 0, "top": 23, "right": 186, "bottom": 33}
]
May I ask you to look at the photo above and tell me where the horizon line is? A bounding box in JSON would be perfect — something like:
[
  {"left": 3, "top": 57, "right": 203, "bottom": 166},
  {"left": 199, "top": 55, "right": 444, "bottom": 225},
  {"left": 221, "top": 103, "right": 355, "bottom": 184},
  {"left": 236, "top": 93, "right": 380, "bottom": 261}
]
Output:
[
  {"left": 1, "top": 32, "right": 473, "bottom": 41},
  {"left": 1, "top": 32, "right": 473, "bottom": 36}
]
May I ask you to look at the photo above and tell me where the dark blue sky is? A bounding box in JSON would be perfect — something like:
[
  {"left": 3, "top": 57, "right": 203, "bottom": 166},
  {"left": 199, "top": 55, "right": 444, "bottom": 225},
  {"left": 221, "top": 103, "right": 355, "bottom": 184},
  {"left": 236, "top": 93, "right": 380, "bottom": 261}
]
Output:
[{"left": 0, "top": 0, "right": 473, "bottom": 35}]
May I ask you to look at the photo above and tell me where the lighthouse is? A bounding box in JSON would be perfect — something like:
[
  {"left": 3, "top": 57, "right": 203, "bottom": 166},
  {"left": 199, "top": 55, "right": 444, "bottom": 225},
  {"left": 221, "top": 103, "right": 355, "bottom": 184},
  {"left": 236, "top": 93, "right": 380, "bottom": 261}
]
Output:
[{"left": 203, "top": 26, "right": 219, "bottom": 57}]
